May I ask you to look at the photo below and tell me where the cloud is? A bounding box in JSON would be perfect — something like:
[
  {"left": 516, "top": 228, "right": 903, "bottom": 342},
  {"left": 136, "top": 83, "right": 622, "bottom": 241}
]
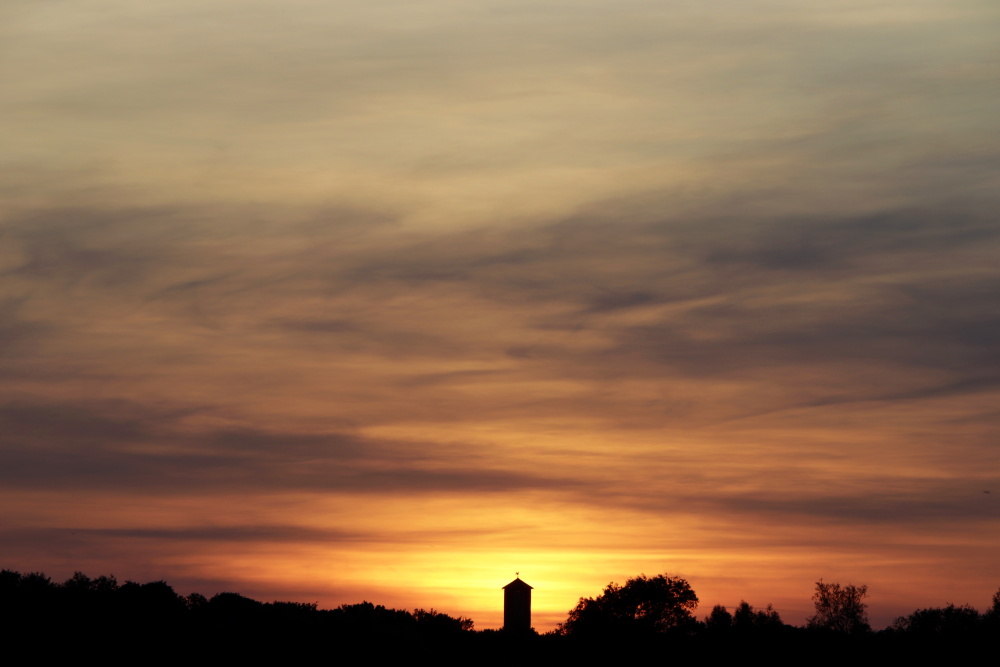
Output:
[
  {"left": 604, "top": 475, "right": 1000, "bottom": 528},
  {"left": 700, "top": 208, "right": 999, "bottom": 273},
  {"left": 0, "top": 298, "right": 51, "bottom": 358},
  {"left": 0, "top": 525, "right": 365, "bottom": 547},
  {"left": 3, "top": 206, "right": 181, "bottom": 288},
  {"left": 3, "top": 192, "right": 998, "bottom": 435},
  {"left": 0, "top": 398, "right": 575, "bottom": 496}
]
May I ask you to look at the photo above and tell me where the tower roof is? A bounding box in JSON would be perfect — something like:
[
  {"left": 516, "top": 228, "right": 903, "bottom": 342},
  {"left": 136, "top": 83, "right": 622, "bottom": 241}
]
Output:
[{"left": 503, "top": 577, "right": 533, "bottom": 590}]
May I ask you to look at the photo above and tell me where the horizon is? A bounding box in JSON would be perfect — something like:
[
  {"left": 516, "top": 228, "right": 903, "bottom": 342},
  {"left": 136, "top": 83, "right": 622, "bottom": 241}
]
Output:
[
  {"left": 3, "top": 565, "right": 998, "bottom": 632},
  {"left": 2, "top": 1, "right": 999, "bottom": 634},
  {"left": 5, "top": 566, "right": 995, "bottom": 632}
]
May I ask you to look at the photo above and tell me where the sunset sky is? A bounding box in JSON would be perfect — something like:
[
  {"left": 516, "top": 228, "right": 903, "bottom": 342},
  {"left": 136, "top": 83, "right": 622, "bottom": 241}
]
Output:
[{"left": 2, "top": 0, "right": 999, "bottom": 630}]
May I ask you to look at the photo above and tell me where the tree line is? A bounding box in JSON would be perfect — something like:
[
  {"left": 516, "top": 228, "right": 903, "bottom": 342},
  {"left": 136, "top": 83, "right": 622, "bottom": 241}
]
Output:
[
  {"left": 551, "top": 573, "right": 1000, "bottom": 662},
  {"left": 559, "top": 573, "right": 1000, "bottom": 638},
  {"left": 2, "top": 568, "right": 997, "bottom": 661},
  {"left": 0, "top": 569, "right": 474, "bottom": 660}
]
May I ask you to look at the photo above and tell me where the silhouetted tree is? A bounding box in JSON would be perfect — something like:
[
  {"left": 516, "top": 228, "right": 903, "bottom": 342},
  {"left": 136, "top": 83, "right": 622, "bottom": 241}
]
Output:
[
  {"left": 118, "top": 580, "right": 186, "bottom": 615},
  {"left": 807, "top": 580, "right": 870, "bottom": 634},
  {"left": 62, "top": 571, "right": 92, "bottom": 591},
  {"left": 0, "top": 567, "right": 490, "bottom": 660},
  {"left": 890, "top": 603, "right": 981, "bottom": 637},
  {"left": 979, "top": 586, "right": 1000, "bottom": 636},
  {"left": 704, "top": 604, "right": 733, "bottom": 632},
  {"left": 115, "top": 579, "right": 187, "bottom": 642},
  {"left": 413, "top": 607, "right": 474, "bottom": 633},
  {"left": 733, "top": 600, "right": 783, "bottom": 631},
  {"left": 21, "top": 571, "right": 54, "bottom": 593},
  {"left": 331, "top": 600, "right": 415, "bottom": 636},
  {"left": 92, "top": 574, "right": 119, "bottom": 593},
  {"left": 60, "top": 571, "right": 117, "bottom": 624},
  {"left": 185, "top": 591, "right": 209, "bottom": 611},
  {"left": 268, "top": 600, "right": 318, "bottom": 616},
  {"left": 205, "top": 591, "right": 265, "bottom": 624},
  {"left": 559, "top": 574, "right": 698, "bottom": 637}
]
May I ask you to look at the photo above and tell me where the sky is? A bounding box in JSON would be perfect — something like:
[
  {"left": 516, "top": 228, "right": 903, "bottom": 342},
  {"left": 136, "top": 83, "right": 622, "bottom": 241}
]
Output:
[{"left": 2, "top": 0, "right": 999, "bottom": 630}]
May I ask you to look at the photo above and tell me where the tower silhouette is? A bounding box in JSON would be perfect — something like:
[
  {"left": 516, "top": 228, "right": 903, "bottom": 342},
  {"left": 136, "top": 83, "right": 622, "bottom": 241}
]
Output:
[{"left": 503, "top": 576, "right": 533, "bottom": 633}]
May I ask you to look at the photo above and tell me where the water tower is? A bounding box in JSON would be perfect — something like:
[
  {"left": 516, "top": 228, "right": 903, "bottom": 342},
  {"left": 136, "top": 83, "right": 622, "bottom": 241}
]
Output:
[{"left": 503, "top": 575, "right": 533, "bottom": 633}]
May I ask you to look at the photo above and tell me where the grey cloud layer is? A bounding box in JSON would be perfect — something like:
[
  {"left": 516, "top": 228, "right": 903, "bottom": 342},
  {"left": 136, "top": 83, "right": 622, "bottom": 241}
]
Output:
[
  {"left": 4, "top": 194, "right": 999, "bottom": 391},
  {"left": 0, "top": 399, "right": 571, "bottom": 496},
  {"left": 2, "top": 191, "right": 997, "bottom": 511}
]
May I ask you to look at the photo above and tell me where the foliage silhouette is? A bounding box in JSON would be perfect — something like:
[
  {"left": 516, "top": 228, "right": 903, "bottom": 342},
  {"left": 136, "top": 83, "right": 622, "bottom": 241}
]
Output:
[
  {"left": 559, "top": 573, "right": 698, "bottom": 637},
  {"left": 704, "top": 604, "right": 733, "bottom": 632},
  {"left": 807, "top": 580, "right": 870, "bottom": 634},
  {"left": 733, "top": 600, "right": 783, "bottom": 631},
  {"left": 185, "top": 591, "right": 209, "bottom": 611},
  {"left": 890, "top": 603, "right": 984, "bottom": 639},
  {"left": 5, "top": 564, "right": 1000, "bottom": 661},
  {"left": 414, "top": 607, "right": 475, "bottom": 632},
  {"left": 990, "top": 587, "right": 1000, "bottom": 618}
]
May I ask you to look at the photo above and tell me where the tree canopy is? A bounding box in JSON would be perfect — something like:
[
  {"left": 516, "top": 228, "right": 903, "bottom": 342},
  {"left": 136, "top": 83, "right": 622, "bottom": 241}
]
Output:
[
  {"left": 559, "top": 574, "right": 698, "bottom": 637},
  {"left": 807, "top": 580, "right": 870, "bottom": 634}
]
